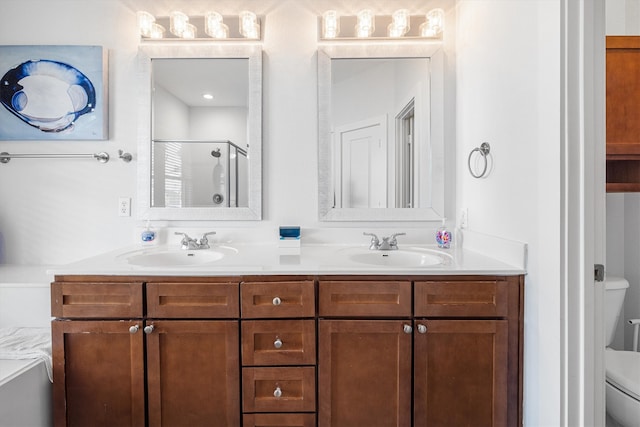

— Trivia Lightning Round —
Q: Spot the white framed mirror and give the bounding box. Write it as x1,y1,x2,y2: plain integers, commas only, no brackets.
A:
137,44,262,220
318,44,446,221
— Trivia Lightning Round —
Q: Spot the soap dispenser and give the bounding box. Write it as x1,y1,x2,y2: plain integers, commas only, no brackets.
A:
435,218,451,249
141,220,157,244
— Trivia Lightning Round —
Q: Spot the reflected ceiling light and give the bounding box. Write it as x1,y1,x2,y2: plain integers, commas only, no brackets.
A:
169,11,189,37
322,10,340,38
239,11,260,39
205,11,229,38
202,93,214,100
355,9,374,38
420,8,444,38
137,11,155,37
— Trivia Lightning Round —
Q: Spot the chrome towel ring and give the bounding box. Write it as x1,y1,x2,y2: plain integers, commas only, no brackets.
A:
468,142,491,178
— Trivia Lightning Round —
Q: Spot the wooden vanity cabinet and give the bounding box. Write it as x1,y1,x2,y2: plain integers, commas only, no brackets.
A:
317,276,523,427
240,278,317,426
51,276,241,427
52,274,523,427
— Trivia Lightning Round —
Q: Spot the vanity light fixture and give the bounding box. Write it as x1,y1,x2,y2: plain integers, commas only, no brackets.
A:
319,8,445,40
138,10,261,41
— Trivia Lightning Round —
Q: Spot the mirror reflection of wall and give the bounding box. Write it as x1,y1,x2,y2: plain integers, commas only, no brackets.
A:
151,58,249,208
330,57,431,209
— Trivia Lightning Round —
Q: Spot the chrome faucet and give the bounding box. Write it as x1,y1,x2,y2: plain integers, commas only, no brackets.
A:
363,232,406,250
175,231,216,250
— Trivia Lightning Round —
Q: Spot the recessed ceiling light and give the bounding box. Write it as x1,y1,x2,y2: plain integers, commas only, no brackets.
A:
202,93,214,100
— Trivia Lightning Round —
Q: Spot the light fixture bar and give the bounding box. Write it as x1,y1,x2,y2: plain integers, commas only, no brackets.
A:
138,12,262,41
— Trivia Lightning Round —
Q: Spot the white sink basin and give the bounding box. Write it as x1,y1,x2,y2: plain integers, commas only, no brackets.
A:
344,247,451,267
121,246,237,267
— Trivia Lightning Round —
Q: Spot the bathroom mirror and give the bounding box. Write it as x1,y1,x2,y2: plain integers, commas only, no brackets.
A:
137,44,262,220
318,44,446,221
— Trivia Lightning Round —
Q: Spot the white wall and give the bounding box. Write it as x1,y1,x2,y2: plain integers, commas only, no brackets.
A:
0,0,567,425
455,1,560,425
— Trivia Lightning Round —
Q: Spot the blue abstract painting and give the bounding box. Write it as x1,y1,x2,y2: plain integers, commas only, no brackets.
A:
0,45,107,140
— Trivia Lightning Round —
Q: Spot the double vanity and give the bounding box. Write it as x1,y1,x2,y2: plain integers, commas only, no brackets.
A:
50,240,524,427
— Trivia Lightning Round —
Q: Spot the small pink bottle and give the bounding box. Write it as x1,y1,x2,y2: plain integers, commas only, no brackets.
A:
435,218,452,249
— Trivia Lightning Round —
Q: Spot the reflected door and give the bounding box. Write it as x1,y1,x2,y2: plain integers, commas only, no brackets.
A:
336,117,387,208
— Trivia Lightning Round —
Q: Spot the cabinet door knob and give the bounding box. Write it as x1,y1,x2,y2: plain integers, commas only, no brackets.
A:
417,324,427,334
129,325,140,334
273,386,282,398
403,324,413,334
273,338,283,349
272,296,282,306
144,325,155,334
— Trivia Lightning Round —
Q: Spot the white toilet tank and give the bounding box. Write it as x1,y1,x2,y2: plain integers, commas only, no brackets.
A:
605,276,629,347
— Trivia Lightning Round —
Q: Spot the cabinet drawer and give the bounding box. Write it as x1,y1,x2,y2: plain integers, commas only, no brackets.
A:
242,320,316,366
319,280,412,317
414,280,508,317
243,413,316,427
51,282,143,318
146,282,239,318
243,367,316,413
241,281,315,318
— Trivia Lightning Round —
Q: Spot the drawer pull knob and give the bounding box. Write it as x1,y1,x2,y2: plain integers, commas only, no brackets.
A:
417,324,427,334
403,324,412,334
129,325,139,334
273,386,282,398
144,325,155,334
274,338,283,349
272,296,282,306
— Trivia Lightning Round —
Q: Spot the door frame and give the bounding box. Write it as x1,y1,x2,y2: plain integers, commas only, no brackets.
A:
561,0,606,425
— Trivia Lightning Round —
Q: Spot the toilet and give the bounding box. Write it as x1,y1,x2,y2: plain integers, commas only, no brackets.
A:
604,276,640,427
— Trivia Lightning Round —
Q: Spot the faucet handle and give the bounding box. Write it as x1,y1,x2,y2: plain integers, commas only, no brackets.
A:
389,232,406,243
174,232,194,249
199,231,216,247
363,232,380,250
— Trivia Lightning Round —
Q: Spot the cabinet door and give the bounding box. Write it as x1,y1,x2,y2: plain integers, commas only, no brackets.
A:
414,320,508,427
318,320,412,427
145,320,240,427
51,320,145,427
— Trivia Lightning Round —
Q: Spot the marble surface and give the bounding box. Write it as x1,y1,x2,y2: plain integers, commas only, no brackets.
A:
44,242,526,277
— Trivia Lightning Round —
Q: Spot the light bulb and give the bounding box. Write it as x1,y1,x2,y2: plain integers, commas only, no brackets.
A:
169,11,189,37
356,9,375,38
150,23,165,39
239,11,259,39
391,9,410,36
205,12,228,38
323,10,340,38
137,11,155,37
182,23,197,39
421,8,444,38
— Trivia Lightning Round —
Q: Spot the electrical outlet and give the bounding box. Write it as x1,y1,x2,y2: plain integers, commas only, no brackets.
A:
118,197,131,217
459,208,468,229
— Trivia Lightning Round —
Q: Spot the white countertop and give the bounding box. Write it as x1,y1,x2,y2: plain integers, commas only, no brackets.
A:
45,242,526,277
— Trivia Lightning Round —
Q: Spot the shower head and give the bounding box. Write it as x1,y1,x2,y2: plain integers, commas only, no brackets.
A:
211,149,221,158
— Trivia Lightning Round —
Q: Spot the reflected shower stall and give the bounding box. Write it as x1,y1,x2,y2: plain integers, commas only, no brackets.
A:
151,140,248,208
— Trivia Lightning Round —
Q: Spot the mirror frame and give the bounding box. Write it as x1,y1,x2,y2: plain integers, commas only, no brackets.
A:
318,44,446,221
137,44,262,220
